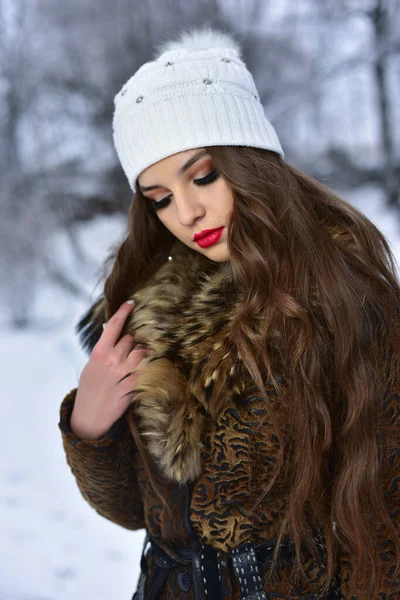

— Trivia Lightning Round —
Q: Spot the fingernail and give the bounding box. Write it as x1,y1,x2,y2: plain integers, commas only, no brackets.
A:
126,299,135,305
102,323,106,329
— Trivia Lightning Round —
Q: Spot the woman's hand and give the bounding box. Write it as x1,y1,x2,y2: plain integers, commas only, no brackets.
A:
70,301,147,440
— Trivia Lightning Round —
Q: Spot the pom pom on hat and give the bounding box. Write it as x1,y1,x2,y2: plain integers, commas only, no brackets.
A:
153,24,242,59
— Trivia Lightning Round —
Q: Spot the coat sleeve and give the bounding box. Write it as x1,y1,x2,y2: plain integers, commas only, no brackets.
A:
338,342,400,597
58,387,146,530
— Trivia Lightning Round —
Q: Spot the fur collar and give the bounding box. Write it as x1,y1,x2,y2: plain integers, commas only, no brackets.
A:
76,224,355,485
123,239,257,484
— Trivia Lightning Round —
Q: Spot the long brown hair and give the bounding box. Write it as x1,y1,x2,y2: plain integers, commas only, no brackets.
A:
104,146,400,597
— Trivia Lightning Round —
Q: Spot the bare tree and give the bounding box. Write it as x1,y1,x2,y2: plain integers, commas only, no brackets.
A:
282,0,400,209
2,0,399,326
369,0,399,208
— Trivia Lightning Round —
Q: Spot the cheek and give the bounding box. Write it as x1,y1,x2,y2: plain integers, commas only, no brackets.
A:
225,192,234,211
218,185,234,216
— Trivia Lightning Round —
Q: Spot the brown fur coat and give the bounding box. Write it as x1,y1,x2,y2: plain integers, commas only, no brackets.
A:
59,238,400,599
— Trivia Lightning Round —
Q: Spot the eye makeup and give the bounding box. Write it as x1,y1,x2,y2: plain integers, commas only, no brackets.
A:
149,168,220,211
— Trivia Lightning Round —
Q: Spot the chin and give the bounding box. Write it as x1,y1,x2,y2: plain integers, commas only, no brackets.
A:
198,244,229,263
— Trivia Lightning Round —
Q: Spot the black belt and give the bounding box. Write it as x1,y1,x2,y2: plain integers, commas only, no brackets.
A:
132,533,341,600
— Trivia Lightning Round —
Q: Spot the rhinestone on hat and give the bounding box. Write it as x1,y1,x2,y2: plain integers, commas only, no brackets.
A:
136,95,144,103
203,78,213,84
165,61,174,66
221,57,230,62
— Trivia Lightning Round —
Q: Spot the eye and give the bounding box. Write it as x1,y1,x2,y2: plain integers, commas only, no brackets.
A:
151,168,220,212
193,168,219,186
152,195,172,211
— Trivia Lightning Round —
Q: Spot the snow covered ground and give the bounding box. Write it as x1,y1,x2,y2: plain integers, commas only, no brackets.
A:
1,186,399,600
0,215,145,600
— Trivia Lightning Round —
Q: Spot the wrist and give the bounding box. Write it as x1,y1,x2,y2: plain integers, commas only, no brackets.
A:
70,410,104,441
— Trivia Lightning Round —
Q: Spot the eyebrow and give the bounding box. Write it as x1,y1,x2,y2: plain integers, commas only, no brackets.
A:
138,149,209,193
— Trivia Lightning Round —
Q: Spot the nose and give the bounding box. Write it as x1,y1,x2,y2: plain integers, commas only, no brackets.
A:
174,191,205,226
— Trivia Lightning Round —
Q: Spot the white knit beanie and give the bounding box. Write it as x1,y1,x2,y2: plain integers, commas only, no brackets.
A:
112,26,284,192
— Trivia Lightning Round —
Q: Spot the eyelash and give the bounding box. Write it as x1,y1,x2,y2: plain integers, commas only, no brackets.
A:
151,168,220,211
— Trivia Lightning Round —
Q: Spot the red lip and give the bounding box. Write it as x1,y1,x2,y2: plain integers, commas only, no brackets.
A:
193,227,224,241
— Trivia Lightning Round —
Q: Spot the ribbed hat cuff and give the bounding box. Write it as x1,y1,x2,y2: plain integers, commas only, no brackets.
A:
113,92,284,191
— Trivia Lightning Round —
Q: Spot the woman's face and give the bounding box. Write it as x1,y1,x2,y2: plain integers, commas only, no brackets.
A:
137,148,233,262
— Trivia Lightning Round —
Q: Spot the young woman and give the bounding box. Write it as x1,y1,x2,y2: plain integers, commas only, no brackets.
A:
58,27,400,599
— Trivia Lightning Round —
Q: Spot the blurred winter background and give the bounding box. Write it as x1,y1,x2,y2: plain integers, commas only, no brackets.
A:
0,0,399,598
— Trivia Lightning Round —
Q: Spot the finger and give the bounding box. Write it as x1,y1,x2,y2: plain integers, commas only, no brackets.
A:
100,301,135,348
120,394,134,410
119,387,137,407
116,370,137,385
114,333,136,359
126,346,148,361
